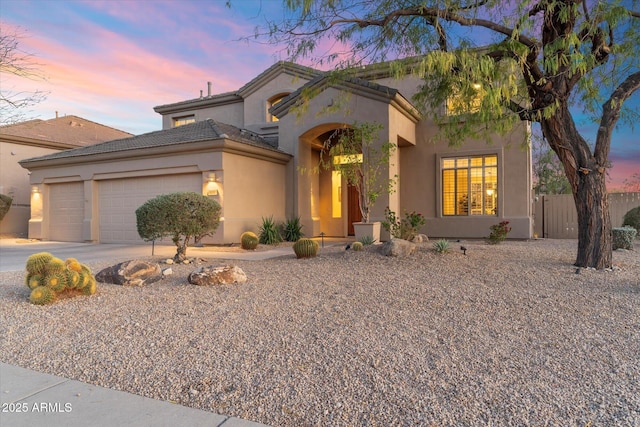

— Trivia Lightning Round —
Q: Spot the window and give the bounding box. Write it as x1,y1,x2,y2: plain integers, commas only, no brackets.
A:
267,94,288,122
173,115,195,127
442,154,497,216
446,83,483,115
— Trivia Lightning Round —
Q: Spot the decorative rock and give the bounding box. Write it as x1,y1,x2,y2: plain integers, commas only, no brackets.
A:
188,265,247,286
165,259,174,265
162,267,173,277
412,234,429,243
381,238,416,257
95,260,162,286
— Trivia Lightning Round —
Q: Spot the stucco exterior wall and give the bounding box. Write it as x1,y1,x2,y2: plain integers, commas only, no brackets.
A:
0,142,62,236
217,151,288,242
161,102,245,130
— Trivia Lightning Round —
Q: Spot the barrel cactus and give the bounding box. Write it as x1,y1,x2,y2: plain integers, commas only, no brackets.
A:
26,252,54,275
67,270,81,289
26,274,43,290
82,278,97,295
30,286,56,305
24,252,98,304
240,231,259,250
44,272,67,292
352,241,364,251
46,257,66,273
293,238,319,259
65,258,83,272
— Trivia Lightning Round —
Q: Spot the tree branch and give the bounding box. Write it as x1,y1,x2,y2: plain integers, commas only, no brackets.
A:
594,71,640,163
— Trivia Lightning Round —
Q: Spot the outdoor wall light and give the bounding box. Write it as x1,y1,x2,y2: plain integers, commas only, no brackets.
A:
206,172,216,183
32,185,40,194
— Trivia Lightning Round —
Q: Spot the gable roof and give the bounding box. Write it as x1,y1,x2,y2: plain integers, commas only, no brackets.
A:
19,119,285,165
0,115,132,149
153,62,320,115
271,73,421,123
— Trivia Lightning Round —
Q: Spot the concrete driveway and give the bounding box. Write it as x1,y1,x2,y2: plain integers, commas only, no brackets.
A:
0,239,177,272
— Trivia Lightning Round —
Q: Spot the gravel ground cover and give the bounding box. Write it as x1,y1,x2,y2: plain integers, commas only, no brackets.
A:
1,239,639,426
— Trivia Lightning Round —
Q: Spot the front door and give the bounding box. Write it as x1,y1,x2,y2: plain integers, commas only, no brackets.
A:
347,184,361,235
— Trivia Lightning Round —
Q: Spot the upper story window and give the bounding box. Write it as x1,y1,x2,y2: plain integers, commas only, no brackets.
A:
173,115,195,127
267,93,289,122
446,84,483,116
442,154,498,216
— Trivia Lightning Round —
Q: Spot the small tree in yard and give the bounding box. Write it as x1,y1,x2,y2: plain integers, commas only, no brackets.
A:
136,192,221,262
319,122,396,223
262,0,640,269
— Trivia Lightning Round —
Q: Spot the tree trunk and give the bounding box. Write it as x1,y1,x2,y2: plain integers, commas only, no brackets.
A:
541,107,612,269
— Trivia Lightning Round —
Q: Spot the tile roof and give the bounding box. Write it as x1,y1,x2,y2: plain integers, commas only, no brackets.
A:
0,115,132,147
20,119,283,164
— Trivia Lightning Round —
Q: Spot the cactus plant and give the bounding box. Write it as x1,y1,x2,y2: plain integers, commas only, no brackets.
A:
293,238,319,259
25,252,54,275
26,274,43,290
65,258,83,272
82,278,97,295
24,252,97,304
352,241,364,251
43,272,67,292
46,257,66,273
30,286,56,305
240,231,259,250
67,269,81,289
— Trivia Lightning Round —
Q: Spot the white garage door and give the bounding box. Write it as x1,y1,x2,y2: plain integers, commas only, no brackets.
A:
49,182,84,242
98,174,201,243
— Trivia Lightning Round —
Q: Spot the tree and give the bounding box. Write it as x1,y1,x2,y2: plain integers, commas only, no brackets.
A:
135,192,221,262
623,172,640,192
319,122,396,223
0,23,48,125
263,0,640,269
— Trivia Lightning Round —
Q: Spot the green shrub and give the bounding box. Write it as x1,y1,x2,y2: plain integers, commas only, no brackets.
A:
136,192,221,262
359,235,376,245
293,238,319,259
0,194,12,222
488,221,511,244
240,231,259,250
433,239,451,254
622,206,640,235
258,216,283,245
382,207,425,241
612,226,637,250
282,216,304,242
352,241,364,251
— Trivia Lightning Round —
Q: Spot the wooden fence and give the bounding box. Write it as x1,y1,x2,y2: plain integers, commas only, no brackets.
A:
533,192,640,239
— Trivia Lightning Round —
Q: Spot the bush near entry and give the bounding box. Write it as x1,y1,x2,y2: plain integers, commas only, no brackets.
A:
136,192,221,262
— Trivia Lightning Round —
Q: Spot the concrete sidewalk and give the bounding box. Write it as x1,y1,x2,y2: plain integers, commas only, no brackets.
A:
0,363,268,427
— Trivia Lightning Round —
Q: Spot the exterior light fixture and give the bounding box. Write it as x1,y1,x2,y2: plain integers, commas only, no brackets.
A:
32,185,40,194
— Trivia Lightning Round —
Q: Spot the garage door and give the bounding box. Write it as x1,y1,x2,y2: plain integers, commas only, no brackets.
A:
99,174,201,243
49,182,84,242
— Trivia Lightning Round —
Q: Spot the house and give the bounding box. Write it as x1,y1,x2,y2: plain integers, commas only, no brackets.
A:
1,115,132,237
19,62,533,244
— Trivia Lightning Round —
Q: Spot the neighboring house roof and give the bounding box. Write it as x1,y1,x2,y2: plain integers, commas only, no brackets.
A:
153,61,321,114
0,115,133,149
19,119,287,166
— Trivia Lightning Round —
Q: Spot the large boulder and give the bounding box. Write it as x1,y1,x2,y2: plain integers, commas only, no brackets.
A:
188,265,247,286
95,260,162,286
381,238,417,257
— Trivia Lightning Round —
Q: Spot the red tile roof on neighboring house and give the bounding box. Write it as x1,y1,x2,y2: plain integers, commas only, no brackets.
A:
0,115,132,149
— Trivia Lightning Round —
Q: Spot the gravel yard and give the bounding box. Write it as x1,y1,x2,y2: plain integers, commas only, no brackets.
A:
1,239,639,426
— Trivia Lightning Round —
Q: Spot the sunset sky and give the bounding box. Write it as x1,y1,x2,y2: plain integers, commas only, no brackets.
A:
2,0,638,190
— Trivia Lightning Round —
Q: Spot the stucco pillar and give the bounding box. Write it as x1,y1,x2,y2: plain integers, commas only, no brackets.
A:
28,184,43,239
82,180,98,242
